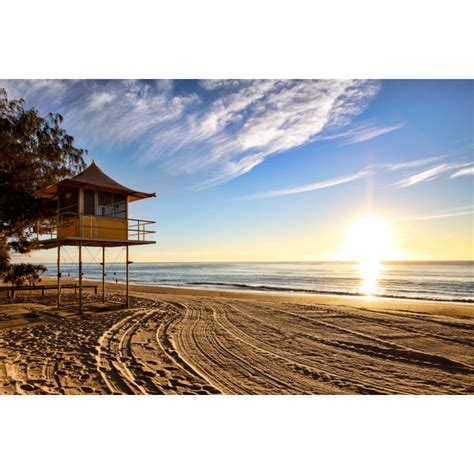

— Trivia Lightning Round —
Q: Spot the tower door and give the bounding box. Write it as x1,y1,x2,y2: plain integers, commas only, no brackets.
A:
82,189,97,238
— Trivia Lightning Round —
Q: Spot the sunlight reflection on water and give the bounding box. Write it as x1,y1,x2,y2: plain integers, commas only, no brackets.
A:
359,259,381,296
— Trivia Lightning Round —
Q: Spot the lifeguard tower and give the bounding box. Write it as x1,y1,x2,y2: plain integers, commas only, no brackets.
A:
34,161,156,312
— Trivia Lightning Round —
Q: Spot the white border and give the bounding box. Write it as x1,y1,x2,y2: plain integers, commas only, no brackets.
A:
1,0,473,78
1,396,473,473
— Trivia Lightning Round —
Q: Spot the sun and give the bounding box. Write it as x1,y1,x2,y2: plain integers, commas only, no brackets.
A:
345,217,396,296
346,217,395,263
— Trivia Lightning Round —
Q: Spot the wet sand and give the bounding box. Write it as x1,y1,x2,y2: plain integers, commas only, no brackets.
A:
0,280,473,394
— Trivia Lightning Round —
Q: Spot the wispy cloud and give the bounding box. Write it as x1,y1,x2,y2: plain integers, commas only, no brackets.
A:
241,154,467,200
395,205,474,222
383,155,445,171
451,166,474,178
147,80,382,188
393,162,470,188
0,79,198,146
326,121,405,146
1,79,381,189
242,168,372,200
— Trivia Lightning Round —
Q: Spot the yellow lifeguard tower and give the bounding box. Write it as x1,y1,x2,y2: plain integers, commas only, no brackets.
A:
35,161,156,312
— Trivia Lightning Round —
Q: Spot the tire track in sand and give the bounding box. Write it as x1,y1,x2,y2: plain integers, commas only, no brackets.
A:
96,309,152,394
213,301,393,394
168,299,352,394
97,303,220,394
221,301,473,393
166,302,254,394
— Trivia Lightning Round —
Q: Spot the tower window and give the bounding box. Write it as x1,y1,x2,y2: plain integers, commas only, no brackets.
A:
84,189,96,215
98,191,126,219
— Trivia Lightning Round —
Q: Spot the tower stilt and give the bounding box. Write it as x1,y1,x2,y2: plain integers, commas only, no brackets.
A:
78,242,83,314
102,246,106,303
126,245,129,308
57,245,61,308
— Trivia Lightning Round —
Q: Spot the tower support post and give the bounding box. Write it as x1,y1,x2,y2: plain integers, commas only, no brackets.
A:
102,246,106,303
57,245,61,308
125,245,129,308
79,242,83,314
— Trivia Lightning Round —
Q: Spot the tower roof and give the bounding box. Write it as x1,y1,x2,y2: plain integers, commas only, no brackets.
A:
36,161,156,202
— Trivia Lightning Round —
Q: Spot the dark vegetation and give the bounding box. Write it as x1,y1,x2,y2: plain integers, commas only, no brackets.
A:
0,87,86,284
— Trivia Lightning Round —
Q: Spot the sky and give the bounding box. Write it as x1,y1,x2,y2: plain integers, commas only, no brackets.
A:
2,79,473,262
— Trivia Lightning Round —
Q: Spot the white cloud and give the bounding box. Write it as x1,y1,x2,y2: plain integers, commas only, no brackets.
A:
155,80,381,187
3,79,470,197
326,121,405,145
195,152,266,190
241,154,470,200
199,79,242,90
451,166,474,178
1,79,381,189
243,168,372,200
393,162,470,188
395,205,474,222
0,79,199,147
383,155,445,170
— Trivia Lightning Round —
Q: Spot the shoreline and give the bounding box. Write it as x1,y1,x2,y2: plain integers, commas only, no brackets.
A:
23,260,474,305
27,260,473,305
40,276,474,316
128,281,474,305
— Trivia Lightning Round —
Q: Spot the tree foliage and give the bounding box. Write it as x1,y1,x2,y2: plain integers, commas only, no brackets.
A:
3,263,47,287
0,87,86,273
0,238,10,275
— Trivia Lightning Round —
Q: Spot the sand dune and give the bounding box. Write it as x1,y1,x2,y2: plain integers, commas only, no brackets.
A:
0,286,473,394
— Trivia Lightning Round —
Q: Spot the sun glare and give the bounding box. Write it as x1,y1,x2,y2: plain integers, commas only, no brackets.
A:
346,217,395,296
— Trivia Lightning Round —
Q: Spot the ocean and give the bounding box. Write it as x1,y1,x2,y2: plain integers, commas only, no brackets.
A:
42,261,474,303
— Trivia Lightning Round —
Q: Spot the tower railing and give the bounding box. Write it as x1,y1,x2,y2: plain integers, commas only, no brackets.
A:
33,212,156,242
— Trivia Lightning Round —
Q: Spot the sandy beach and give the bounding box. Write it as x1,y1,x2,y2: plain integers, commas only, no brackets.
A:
0,280,472,395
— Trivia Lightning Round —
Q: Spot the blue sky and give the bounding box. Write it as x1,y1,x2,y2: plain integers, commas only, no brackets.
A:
2,79,473,261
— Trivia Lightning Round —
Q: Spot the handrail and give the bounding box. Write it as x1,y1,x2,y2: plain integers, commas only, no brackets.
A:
34,212,156,242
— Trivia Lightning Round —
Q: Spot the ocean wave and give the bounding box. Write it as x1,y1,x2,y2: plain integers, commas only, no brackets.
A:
42,262,474,304
179,281,474,303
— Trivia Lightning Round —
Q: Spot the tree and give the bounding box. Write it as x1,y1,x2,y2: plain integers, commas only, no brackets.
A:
3,263,47,287
0,238,9,275
0,87,86,274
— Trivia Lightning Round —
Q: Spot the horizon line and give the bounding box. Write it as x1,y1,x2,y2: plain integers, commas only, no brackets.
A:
19,259,474,265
